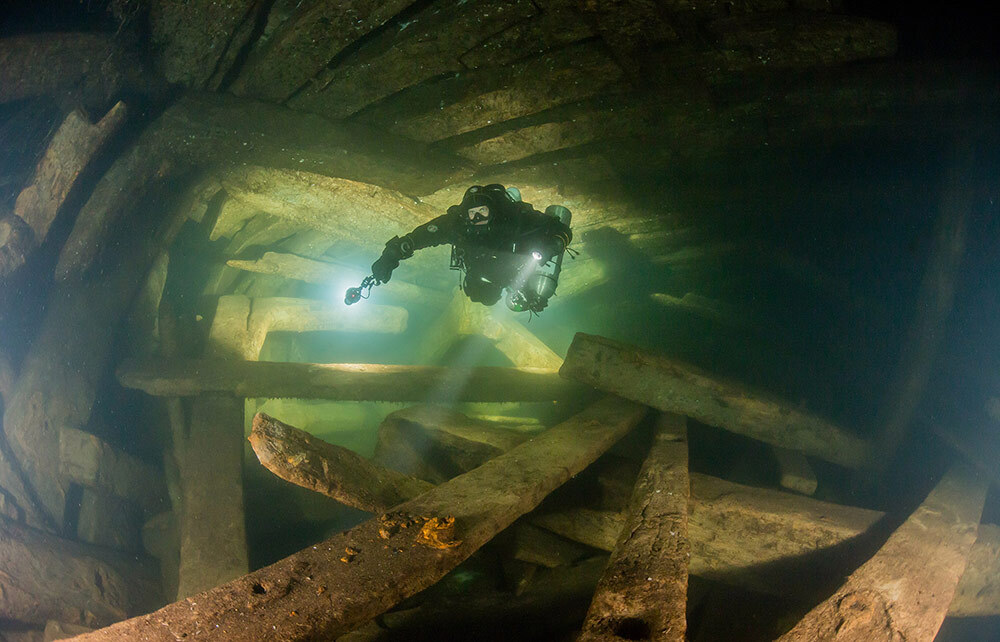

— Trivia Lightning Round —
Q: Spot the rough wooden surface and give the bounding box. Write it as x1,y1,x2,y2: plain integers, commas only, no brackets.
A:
74,397,646,641
559,332,872,468
0,514,160,627
535,472,885,596
250,412,434,513
578,413,690,642
176,394,248,598
14,102,127,242
777,464,988,641
773,446,819,496
117,358,585,402
0,212,35,279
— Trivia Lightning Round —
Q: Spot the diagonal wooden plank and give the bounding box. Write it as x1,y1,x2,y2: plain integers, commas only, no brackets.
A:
559,332,873,468
74,396,646,641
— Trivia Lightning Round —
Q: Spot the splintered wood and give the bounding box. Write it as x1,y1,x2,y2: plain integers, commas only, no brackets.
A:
578,413,690,642
74,397,646,641
559,332,872,468
777,464,988,642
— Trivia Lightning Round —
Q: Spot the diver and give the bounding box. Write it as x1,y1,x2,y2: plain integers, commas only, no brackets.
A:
353,184,573,313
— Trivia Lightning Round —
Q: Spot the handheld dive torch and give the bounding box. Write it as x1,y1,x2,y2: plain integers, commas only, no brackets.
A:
344,275,378,305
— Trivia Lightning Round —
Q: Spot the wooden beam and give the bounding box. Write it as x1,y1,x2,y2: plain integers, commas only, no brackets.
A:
559,332,873,468
249,412,433,513
0,514,160,627
578,413,690,642
73,397,646,641
777,464,988,641
117,358,585,402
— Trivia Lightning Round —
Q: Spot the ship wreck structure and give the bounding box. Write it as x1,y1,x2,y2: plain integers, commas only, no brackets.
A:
0,1,998,640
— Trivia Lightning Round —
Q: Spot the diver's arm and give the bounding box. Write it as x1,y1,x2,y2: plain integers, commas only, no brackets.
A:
371,211,458,283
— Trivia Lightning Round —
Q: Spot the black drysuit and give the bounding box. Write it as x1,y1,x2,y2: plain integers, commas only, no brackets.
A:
372,190,572,307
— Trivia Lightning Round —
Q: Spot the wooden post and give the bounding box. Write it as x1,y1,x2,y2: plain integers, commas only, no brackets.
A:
73,397,646,641
559,332,872,468
578,413,690,641
777,464,988,641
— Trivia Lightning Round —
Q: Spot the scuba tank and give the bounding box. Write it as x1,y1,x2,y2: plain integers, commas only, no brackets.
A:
507,204,571,312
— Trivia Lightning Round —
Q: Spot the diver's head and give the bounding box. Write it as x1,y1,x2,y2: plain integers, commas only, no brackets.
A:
460,185,506,237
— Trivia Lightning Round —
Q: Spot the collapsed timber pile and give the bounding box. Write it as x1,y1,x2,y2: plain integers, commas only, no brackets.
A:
18,332,981,641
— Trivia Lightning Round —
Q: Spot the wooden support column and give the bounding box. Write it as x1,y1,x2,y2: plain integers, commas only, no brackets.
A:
173,295,251,598
74,397,646,641
176,394,248,598
777,464,988,641
560,332,873,468
578,413,690,642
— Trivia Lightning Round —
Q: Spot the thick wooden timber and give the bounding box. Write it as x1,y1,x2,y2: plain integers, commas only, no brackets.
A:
250,412,434,513
74,397,646,641
777,464,988,641
559,333,873,468
0,514,160,627
117,359,584,402
578,413,690,642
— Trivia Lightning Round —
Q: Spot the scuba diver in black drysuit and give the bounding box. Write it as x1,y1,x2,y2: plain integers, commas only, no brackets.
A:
354,184,573,313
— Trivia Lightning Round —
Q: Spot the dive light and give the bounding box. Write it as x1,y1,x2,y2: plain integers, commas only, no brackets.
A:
345,275,377,305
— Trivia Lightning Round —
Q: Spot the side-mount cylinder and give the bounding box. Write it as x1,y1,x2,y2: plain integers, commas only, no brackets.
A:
523,205,571,306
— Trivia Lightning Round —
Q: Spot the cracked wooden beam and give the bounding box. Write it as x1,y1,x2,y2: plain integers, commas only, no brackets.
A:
0,514,160,628
777,464,988,641
74,397,646,641
117,358,584,402
559,332,873,468
578,413,690,642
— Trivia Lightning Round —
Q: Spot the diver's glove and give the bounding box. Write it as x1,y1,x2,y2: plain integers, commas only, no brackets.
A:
372,235,415,284
371,255,398,284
